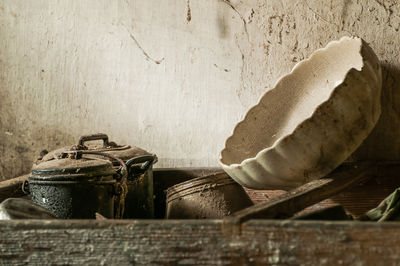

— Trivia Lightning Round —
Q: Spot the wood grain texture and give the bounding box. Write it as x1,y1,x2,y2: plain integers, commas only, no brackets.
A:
246,162,400,218
0,166,399,264
0,219,400,265
229,162,375,222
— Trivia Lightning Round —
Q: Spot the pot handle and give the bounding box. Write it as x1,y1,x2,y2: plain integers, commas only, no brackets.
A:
78,133,109,148
123,155,157,177
22,180,30,195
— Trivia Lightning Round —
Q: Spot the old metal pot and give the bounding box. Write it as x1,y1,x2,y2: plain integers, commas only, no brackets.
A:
122,155,156,218
38,133,157,218
166,173,253,219
26,150,127,219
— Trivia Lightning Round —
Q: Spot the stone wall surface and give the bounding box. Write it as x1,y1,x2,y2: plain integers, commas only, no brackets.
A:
0,0,399,180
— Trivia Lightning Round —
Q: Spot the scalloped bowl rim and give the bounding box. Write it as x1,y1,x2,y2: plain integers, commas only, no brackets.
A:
219,36,365,170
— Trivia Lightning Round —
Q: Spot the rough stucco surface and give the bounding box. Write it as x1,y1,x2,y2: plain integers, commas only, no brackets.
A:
0,0,399,180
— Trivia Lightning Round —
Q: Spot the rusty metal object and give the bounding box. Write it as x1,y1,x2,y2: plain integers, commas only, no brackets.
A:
37,133,157,219
123,155,156,218
166,173,253,219
62,150,129,219
40,133,154,164
27,150,127,219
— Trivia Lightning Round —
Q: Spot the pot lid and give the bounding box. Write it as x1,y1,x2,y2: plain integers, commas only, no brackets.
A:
31,153,115,178
39,133,156,164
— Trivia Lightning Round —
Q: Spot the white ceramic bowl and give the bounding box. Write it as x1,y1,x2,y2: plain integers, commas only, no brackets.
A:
219,36,382,190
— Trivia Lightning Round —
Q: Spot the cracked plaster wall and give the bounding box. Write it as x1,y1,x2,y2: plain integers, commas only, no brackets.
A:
0,0,399,180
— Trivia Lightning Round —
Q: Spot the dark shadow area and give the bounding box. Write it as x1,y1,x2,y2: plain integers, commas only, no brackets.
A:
350,63,400,161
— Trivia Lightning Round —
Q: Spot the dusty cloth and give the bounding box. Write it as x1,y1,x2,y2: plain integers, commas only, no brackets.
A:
360,188,400,222
0,198,57,220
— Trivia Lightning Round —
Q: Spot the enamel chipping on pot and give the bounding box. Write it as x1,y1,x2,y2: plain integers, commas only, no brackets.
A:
34,133,158,219
28,153,119,219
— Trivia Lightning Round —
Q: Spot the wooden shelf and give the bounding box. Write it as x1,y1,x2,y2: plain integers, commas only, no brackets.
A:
0,219,399,264
1,164,400,264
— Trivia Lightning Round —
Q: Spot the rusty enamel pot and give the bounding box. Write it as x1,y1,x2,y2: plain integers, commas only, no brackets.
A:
37,133,157,219
27,151,127,219
166,173,253,219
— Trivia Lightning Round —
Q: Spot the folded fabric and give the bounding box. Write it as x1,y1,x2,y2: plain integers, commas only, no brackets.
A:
0,198,57,220
361,188,400,222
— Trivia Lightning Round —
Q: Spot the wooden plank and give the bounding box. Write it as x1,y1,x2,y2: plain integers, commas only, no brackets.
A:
246,161,400,217
0,174,29,203
228,162,376,223
0,219,399,265
0,164,399,265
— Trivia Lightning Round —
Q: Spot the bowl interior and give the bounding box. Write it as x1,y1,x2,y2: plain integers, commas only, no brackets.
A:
221,37,363,166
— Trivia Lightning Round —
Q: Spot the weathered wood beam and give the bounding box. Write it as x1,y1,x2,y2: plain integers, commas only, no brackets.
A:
228,162,377,223
0,219,399,265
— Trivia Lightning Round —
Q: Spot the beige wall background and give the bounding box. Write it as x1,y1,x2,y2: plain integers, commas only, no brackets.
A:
1,0,399,180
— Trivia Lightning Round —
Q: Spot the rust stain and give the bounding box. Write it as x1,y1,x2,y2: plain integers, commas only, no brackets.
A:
213,63,231,72
186,0,191,23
